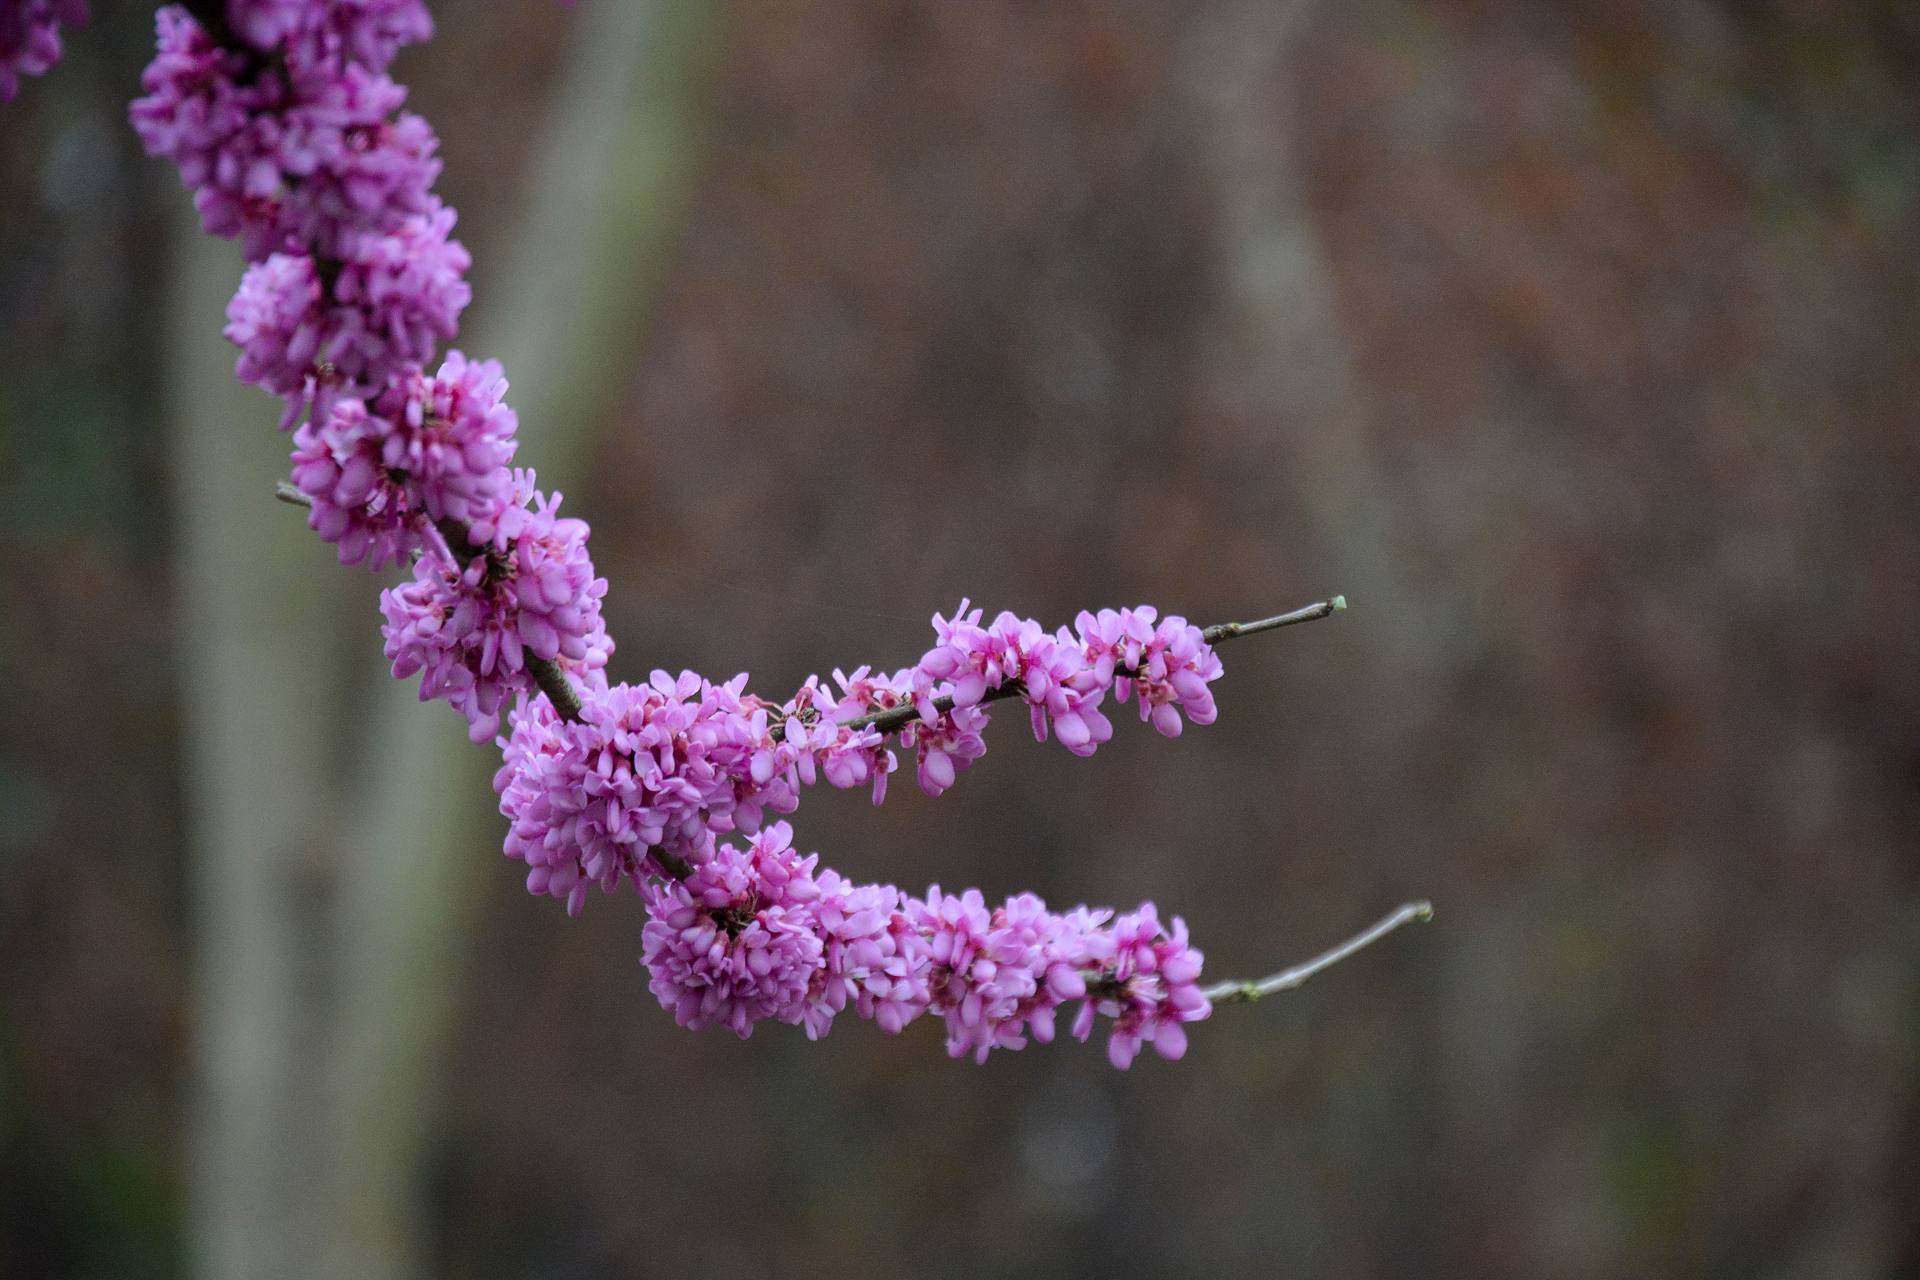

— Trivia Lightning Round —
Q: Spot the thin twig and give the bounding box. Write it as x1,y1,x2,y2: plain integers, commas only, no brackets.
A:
1203,900,1433,1005
833,595,1348,739
1201,595,1346,644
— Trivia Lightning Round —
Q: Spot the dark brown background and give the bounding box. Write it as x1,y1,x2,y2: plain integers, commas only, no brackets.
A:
1,1,1916,1276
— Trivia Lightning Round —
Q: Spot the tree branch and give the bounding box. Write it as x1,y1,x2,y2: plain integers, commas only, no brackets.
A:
1203,899,1432,1004
835,594,1346,738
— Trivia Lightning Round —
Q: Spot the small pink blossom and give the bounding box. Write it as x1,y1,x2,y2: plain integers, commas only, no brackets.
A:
381,473,609,742
288,395,419,569
133,9,439,260
370,350,517,523
229,0,432,73
640,825,826,1037
224,202,470,416
1,0,86,103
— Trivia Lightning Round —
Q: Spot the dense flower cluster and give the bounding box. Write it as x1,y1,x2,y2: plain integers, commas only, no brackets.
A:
229,0,430,73
134,0,1233,1067
131,6,439,260
636,824,1210,1065
490,604,1225,912
224,205,470,416
1,0,85,102
382,472,611,743
289,349,517,567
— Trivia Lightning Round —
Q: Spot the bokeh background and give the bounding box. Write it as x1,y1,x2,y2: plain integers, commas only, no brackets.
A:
3,1,1917,1276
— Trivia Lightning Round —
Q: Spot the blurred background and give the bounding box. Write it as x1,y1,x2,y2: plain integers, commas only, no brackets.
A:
2,0,1917,1276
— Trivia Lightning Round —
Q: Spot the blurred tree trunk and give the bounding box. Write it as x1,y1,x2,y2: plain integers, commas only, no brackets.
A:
167,3,723,1276
1188,0,1412,629
168,222,360,1280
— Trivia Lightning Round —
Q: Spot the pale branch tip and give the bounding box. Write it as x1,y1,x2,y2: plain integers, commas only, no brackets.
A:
1202,900,1433,1005
1199,596,1348,644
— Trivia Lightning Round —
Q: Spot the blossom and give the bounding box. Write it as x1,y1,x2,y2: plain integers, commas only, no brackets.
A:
1069,903,1211,1068
640,825,826,1037
1074,606,1222,738
804,869,929,1038
493,670,806,906
371,351,517,522
911,887,1100,1063
898,701,988,797
824,665,904,802
213,64,438,260
132,9,440,259
634,826,933,1042
915,601,1115,755
381,473,610,742
229,0,432,74
224,202,470,414
288,395,419,568
224,249,325,408
128,8,256,192
0,0,85,103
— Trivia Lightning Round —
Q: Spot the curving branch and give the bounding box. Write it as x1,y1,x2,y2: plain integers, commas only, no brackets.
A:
1202,900,1434,1005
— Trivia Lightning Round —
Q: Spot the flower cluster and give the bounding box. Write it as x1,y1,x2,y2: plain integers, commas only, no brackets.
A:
135,2,568,736
1,0,85,103
131,6,439,260
289,349,517,567
382,472,611,743
489,605,1225,914
638,824,1209,1065
134,0,1232,1068
223,204,470,415
228,0,430,73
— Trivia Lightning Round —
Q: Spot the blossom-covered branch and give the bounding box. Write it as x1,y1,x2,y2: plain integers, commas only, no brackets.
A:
840,596,1347,739
132,0,1423,1068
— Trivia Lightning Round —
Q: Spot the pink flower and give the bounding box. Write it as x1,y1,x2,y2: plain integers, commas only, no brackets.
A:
288,395,420,569
899,701,988,797
804,869,929,1038
224,202,470,416
898,887,1208,1066
640,825,827,1037
911,887,1058,1063
230,0,432,74
287,351,514,567
1,0,86,103
914,601,1115,757
1069,903,1211,1069
370,351,517,523
381,473,610,742
494,672,803,908
1075,606,1222,738
132,9,439,260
